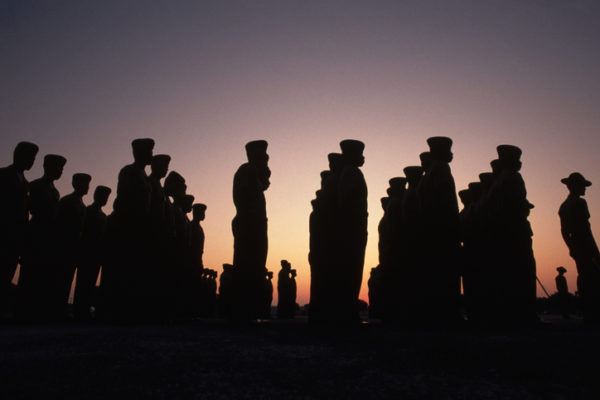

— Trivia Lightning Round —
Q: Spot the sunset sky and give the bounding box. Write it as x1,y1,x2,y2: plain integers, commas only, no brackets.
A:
2,1,599,305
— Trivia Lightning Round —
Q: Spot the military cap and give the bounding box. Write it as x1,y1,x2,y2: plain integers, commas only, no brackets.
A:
152,154,171,167
183,194,195,206
426,136,453,155
388,177,407,192
320,170,330,180
131,138,155,151
327,152,344,164
72,173,92,186
14,141,39,157
380,197,390,210
44,154,67,168
496,145,522,163
490,159,501,174
245,140,268,155
164,171,186,189
193,203,207,212
403,166,423,182
419,152,431,163
94,185,112,197
478,172,494,186
557,266,567,273
267,271,273,278
467,182,483,197
281,259,291,268
223,263,233,272
561,172,591,187
458,189,471,203
340,139,365,155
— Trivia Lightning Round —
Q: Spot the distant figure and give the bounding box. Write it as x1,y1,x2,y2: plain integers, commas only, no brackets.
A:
418,137,461,324
54,173,92,319
0,141,38,316
190,204,207,271
555,266,570,319
336,139,368,323
218,264,234,318
232,140,270,320
261,270,274,319
559,172,600,323
18,154,66,320
277,260,296,319
103,138,154,321
488,145,537,325
74,185,111,320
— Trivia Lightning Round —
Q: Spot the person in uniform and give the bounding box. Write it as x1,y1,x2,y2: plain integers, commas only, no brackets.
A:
0,142,38,317
74,185,111,320
554,266,570,319
232,140,270,320
559,172,600,323
336,139,368,323
54,173,92,319
418,137,461,324
18,154,66,320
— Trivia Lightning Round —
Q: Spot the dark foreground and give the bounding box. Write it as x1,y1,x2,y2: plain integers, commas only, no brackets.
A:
1,315,598,399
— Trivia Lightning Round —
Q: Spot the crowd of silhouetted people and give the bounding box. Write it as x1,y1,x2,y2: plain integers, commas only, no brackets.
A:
1,137,599,326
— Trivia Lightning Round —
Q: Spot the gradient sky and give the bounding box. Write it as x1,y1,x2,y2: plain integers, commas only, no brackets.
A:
2,0,599,305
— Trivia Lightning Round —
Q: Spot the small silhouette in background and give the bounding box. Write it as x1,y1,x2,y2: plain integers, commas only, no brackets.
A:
277,260,297,319
555,266,570,319
218,263,234,318
261,270,274,319
74,185,111,321
0,141,38,318
559,172,600,323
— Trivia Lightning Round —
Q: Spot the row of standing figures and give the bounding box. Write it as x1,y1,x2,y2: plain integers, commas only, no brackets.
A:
0,140,297,322
1,137,599,325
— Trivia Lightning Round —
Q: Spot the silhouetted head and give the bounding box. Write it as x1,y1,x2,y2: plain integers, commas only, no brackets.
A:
419,152,432,171
164,171,186,198
327,153,344,173
182,194,195,213
427,136,453,163
13,141,39,171
561,172,591,196
151,154,171,178
223,263,233,273
478,172,494,192
131,138,155,166
320,170,330,188
72,173,92,196
193,203,207,221
496,144,522,171
93,185,112,207
490,159,502,175
557,266,567,275
340,140,365,167
291,269,297,278
467,182,483,202
403,166,423,187
267,271,273,279
380,196,389,211
43,154,67,181
245,140,269,165
388,177,406,197
281,259,291,270
458,189,472,207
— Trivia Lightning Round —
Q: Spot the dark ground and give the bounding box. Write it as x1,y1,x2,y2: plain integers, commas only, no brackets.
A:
1,315,598,399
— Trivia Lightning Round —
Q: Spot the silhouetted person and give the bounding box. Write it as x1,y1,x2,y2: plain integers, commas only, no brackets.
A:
74,185,111,320
261,270,274,319
336,139,368,323
555,266,570,319
232,140,270,320
277,260,296,319
488,145,537,325
218,264,234,318
190,204,207,271
0,141,38,317
18,154,66,320
54,173,91,319
418,137,461,324
559,172,600,323
149,154,171,231
104,138,154,321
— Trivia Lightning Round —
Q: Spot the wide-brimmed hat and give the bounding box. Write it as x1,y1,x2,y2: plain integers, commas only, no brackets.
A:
426,136,453,156
193,203,207,212
557,266,567,273
561,172,591,187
